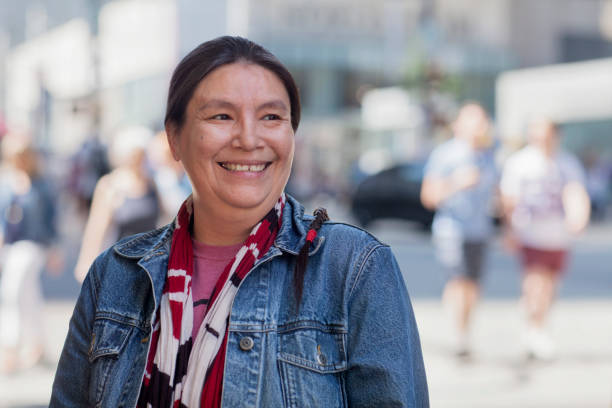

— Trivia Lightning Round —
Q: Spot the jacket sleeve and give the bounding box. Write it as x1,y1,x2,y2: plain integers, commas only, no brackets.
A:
345,245,429,407
49,265,98,407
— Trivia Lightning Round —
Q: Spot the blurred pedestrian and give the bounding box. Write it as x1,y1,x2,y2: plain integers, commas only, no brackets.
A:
73,125,160,282
66,134,111,215
500,118,590,360
0,133,58,373
51,36,428,407
421,102,498,358
147,129,191,224
582,149,611,221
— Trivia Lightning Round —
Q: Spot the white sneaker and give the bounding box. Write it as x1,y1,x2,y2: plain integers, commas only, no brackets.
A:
453,332,472,359
523,327,556,361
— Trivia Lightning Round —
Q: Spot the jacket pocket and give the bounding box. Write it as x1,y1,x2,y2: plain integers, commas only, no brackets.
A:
88,318,132,407
278,327,347,408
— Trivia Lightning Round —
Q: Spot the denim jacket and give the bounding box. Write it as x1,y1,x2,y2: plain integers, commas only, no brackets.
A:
50,195,429,407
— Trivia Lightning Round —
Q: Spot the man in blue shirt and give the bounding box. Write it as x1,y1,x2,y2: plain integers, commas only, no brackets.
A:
421,103,498,358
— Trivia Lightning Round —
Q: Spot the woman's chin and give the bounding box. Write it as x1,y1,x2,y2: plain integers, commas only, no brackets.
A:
217,190,280,213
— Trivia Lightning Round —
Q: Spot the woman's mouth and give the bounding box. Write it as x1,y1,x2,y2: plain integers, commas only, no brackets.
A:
218,162,271,172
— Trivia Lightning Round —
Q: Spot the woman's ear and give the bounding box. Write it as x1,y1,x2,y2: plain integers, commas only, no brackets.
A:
165,123,181,162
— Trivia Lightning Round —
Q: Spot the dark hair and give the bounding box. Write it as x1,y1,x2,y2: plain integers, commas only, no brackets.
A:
294,208,329,305
165,36,301,132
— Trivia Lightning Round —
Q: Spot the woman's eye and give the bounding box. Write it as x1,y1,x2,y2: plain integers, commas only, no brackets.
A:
263,114,281,121
211,113,231,120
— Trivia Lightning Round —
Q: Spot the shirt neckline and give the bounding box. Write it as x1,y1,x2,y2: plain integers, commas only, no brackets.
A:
191,239,243,261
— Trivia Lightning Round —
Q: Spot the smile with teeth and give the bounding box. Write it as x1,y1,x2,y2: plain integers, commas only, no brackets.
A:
219,162,270,172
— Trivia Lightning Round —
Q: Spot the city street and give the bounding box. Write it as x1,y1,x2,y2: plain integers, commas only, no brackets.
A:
1,210,611,407
2,1,612,407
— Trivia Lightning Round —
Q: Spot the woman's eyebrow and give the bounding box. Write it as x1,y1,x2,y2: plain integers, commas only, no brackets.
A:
197,99,236,112
257,100,289,112
196,99,288,113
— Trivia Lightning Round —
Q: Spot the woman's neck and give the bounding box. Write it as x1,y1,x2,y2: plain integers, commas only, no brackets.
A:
190,200,271,246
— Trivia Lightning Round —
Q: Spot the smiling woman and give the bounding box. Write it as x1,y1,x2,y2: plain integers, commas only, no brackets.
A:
50,36,429,408
168,62,295,245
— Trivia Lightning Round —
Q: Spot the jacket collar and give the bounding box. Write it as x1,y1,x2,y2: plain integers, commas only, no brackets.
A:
114,194,320,258
113,225,174,309
114,224,174,259
274,194,321,255
112,194,322,301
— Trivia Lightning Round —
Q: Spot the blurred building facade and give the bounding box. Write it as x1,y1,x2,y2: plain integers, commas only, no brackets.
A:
1,0,611,196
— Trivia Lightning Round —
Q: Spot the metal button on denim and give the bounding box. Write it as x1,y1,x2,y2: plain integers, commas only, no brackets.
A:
316,345,327,365
239,336,254,351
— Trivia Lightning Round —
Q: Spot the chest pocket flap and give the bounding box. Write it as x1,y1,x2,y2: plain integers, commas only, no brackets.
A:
278,327,348,408
279,327,347,373
88,318,132,362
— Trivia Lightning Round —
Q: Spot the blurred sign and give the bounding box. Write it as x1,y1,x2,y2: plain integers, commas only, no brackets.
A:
496,58,612,140
99,0,177,87
361,87,424,131
5,19,93,128
250,0,420,41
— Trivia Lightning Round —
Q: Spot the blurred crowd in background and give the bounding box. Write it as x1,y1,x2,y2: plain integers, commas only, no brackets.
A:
0,0,611,397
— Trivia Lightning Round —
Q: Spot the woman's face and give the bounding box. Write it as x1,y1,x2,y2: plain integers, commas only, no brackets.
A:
168,62,294,215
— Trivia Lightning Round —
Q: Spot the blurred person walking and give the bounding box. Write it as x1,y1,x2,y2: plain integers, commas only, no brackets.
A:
0,134,58,373
148,129,192,224
500,118,590,360
582,150,611,221
73,126,160,282
66,134,111,215
421,103,498,358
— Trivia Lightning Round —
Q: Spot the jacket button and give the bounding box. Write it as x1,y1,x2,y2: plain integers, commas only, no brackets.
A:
317,351,327,365
316,344,327,365
239,336,254,351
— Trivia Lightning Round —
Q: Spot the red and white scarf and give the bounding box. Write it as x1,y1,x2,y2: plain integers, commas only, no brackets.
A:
138,194,285,408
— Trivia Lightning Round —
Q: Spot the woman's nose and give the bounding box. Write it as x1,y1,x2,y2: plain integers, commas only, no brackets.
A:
232,118,261,151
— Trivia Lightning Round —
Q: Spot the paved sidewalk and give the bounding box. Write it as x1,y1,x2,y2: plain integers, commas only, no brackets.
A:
416,300,612,408
0,301,73,408
0,299,610,407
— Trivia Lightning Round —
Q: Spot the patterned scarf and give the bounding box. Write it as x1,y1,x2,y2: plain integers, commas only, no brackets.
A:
138,194,285,407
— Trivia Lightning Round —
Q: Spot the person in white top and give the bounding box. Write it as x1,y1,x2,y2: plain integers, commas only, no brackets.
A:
500,118,590,360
